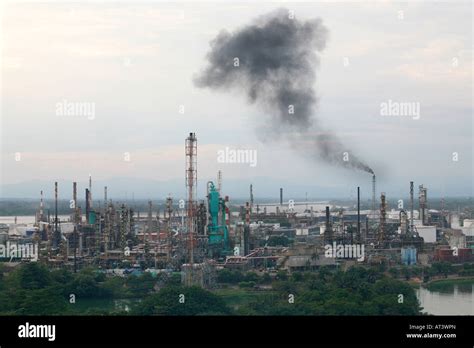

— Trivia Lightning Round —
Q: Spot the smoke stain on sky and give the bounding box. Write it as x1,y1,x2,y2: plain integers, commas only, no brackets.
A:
194,8,374,175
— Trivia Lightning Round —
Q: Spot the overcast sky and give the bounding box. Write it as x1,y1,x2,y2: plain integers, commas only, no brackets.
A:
1,1,472,199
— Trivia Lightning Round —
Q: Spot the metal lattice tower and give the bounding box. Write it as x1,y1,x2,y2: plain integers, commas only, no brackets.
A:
217,170,222,194
185,133,197,284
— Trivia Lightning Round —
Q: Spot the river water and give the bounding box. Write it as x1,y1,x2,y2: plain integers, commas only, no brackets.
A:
416,284,473,315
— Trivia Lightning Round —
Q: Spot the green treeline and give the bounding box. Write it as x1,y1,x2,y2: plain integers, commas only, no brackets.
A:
0,263,422,316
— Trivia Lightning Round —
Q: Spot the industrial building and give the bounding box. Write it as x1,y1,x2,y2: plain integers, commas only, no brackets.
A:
0,132,472,288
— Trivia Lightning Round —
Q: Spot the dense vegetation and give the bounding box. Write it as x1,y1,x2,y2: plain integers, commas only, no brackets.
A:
0,262,426,316
388,262,474,282
134,286,231,315
217,267,421,315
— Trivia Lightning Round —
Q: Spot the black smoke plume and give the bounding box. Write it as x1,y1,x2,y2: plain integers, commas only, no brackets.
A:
194,8,373,174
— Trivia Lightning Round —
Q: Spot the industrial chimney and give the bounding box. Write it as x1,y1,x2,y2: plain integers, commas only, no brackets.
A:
357,187,360,242
85,188,90,224
54,181,59,249
410,181,414,236
325,206,332,243
371,175,376,219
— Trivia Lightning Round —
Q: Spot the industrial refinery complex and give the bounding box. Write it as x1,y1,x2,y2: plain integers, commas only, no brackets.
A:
1,2,472,346
1,132,472,289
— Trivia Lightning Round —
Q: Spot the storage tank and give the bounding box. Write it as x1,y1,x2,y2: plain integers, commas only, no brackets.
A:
401,247,417,265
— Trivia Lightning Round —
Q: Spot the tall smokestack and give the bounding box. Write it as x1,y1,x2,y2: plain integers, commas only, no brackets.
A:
73,182,77,225
85,188,90,224
185,132,197,284
73,182,77,207
250,184,254,213
245,202,250,225
372,175,376,219
54,181,58,248
410,181,414,236
104,186,107,205
280,188,283,206
39,190,44,223
325,206,332,243
357,186,360,242
89,174,92,208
